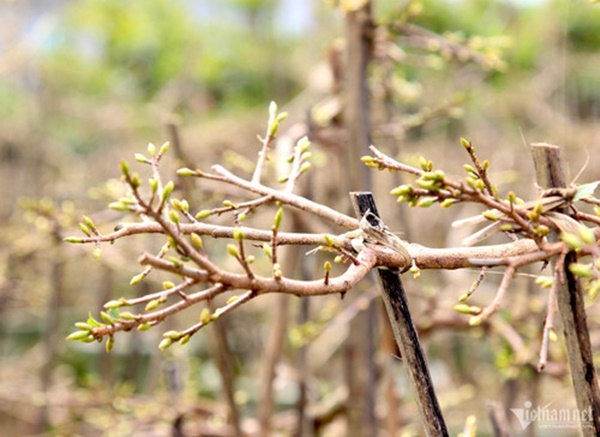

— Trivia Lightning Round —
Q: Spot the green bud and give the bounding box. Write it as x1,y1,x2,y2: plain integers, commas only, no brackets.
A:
145,299,160,311
196,209,211,219
200,308,211,324
67,330,93,341
130,173,141,188
390,185,412,196
100,311,115,324
440,198,458,208
482,160,490,170
410,264,421,279
587,279,600,301
177,167,195,177
158,141,170,156
179,335,191,345
130,273,145,286
463,164,477,175
300,162,311,173
418,156,428,171
323,234,336,246
334,255,343,263
163,330,181,340
163,281,175,290
169,210,180,224
82,215,95,230
469,315,482,326
579,227,596,245
416,197,436,208
190,233,203,249
92,247,101,260
415,179,439,190
269,101,278,119
273,263,282,279
247,255,255,263
560,232,584,250
147,143,156,156
120,161,130,176
226,295,239,305
108,202,130,212
135,153,147,163
158,338,173,351
233,227,245,242
227,244,239,257
568,262,593,278
138,322,152,331
324,261,332,272
453,304,480,314
75,322,93,331
482,210,499,221
262,243,272,258
104,300,123,310
277,112,288,122
238,211,247,222
119,312,136,321
535,276,554,288
273,208,284,229
64,236,84,243
461,137,472,151
105,337,114,352
162,181,175,202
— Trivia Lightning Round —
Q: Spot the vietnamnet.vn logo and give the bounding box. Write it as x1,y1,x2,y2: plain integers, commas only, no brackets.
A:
510,400,593,430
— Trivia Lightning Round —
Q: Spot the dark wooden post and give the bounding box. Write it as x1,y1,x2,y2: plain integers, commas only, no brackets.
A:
531,143,600,435
350,192,449,436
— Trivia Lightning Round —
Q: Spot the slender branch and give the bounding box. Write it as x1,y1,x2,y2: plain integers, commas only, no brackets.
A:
538,270,559,371
205,165,359,229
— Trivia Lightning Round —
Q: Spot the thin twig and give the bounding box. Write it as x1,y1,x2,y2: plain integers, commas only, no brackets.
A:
538,270,559,371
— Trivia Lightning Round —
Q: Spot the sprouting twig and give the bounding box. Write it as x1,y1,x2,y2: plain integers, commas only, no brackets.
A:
470,265,516,325
459,266,487,302
538,271,559,371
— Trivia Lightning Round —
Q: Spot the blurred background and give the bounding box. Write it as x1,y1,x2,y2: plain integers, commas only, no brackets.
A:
1,0,600,435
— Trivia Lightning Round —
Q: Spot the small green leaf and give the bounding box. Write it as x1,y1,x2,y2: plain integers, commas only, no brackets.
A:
100,311,115,324
574,181,600,202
